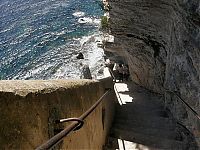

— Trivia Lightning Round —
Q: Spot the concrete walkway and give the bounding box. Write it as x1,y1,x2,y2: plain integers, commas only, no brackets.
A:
105,82,197,150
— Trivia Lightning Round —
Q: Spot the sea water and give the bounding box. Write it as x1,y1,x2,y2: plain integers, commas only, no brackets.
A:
0,0,104,79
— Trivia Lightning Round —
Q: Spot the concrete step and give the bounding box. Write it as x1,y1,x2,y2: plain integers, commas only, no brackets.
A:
117,99,163,104
116,109,170,118
116,116,170,124
116,106,165,114
114,118,176,130
104,137,167,150
116,108,167,116
112,124,182,141
115,114,172,124
116,104,164,110
125,100,164,107
110,128,186,150
116,103,164,110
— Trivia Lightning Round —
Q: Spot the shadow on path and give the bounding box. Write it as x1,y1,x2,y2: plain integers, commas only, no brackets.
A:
105,82,198,150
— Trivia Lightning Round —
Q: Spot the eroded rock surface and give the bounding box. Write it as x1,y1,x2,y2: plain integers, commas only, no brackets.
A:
105,0,200,146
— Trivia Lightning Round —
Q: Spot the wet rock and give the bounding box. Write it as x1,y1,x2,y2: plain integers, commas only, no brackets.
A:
80,64,92,79
76,53,84,59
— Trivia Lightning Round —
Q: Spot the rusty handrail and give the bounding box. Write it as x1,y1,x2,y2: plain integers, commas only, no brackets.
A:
165,89,200,120
36,88,111,150
108,68,116,82
107,68,123,104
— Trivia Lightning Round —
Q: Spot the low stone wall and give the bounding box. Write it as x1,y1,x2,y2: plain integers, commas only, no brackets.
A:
0,78,116,149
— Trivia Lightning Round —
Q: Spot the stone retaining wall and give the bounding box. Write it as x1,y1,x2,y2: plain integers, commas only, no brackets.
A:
0,78,116,149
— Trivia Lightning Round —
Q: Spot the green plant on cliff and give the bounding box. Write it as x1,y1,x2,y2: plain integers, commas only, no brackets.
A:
101,16,109,29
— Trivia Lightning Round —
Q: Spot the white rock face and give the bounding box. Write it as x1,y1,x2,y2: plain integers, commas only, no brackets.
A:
105,0,200,146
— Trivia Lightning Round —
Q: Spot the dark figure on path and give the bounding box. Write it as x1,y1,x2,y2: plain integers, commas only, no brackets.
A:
123,64,130,81
117,64,123,82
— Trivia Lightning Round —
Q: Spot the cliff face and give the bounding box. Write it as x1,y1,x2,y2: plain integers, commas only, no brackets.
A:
106,0,200,145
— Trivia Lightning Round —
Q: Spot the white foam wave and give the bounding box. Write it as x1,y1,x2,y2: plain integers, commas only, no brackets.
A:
55,30,66,36
78,17,101,25
78,17,93,24
93,19,101,24
73,11,85,17
74,32,105,78
80,34,96,49
0,27,12,34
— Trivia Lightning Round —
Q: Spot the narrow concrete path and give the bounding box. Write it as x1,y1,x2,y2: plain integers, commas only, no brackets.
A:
105,82,196,150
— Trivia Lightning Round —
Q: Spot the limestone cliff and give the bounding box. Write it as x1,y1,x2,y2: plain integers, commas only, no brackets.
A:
105,0,200,146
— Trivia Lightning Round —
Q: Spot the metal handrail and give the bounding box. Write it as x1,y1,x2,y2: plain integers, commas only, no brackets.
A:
107,68,123,104
107,67,116,82
36,88,111,150
165,89,200,120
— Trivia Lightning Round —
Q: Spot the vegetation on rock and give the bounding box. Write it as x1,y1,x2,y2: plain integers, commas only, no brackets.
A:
101,16,109,29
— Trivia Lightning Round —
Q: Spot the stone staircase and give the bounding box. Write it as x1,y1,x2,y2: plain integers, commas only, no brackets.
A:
104,82,198,150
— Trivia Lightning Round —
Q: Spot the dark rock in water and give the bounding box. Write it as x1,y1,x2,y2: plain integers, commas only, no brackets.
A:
80,65,92,79
76,53,84,59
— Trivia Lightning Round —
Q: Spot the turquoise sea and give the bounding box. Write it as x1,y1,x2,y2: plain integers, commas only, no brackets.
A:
0,0,104,79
